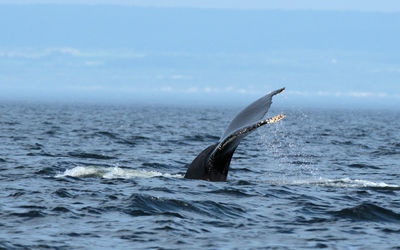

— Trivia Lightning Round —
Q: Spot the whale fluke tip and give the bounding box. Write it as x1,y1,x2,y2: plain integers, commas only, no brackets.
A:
267,114,286,124
271,87,285,96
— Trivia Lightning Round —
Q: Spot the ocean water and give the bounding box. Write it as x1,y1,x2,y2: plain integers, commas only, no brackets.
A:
1,103,400,249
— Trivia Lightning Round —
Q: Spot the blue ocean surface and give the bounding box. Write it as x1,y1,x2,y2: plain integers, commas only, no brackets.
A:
1,103,399,249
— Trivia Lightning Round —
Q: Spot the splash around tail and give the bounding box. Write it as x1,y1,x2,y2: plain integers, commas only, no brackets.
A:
56,166,183,179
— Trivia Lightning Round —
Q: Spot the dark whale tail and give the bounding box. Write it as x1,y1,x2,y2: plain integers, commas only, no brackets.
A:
184,88,285,181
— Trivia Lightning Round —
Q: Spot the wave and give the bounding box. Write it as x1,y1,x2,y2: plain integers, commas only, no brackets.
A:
10,210,46,218
290,177,399,189
55,166,183,179
347,163,380,169
67,152,116,160
332,203,400,223
94,131,149,146
123,193,245,219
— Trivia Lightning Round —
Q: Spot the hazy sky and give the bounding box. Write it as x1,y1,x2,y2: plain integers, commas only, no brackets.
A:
1,1,399,108
2,0,400,12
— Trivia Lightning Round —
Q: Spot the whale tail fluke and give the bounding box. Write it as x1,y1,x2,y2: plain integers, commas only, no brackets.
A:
185,88,286,181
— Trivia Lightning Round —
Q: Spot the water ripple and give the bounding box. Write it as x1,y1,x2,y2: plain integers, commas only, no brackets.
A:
67,151,116,160
332,203,400,223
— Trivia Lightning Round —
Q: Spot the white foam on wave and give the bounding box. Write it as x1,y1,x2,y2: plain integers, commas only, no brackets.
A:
55,166,183,179
290,177,399,189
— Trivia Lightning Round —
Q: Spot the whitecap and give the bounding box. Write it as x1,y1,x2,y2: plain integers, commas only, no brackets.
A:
55,166,183,179
290,177,399,189
55,166,102,178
